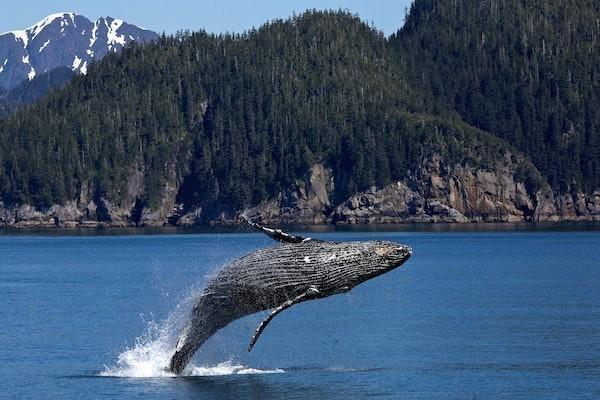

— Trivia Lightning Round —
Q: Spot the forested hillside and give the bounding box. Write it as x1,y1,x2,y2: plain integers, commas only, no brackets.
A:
0,67,74,117
393,0,600,192
0,5,598,227
0,12,524,216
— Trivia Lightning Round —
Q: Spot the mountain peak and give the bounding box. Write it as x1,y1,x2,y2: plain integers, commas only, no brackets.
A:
0,13,158,89
2,12,76,44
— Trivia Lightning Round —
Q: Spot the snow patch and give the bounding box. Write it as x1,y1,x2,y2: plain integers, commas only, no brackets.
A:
39,39,50,53
30,12,74,40
22,55,29,64
10,30,29,47
86,49,94,57
1,12,76,47
89,20,99,48
28,66,36,80
80,61,88,75
106,18,126,48
72,55,82,70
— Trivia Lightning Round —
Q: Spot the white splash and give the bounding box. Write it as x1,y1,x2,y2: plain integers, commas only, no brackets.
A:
188,361,284,377
100,317,181,378
100,287,283,378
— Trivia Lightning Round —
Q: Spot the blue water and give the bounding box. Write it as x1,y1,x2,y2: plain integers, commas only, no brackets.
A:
1,229,600,399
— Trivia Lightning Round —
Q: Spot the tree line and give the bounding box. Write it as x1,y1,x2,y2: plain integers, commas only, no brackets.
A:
0,5,595,219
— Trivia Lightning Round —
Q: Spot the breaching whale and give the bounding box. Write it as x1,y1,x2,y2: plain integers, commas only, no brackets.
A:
168,217,412,374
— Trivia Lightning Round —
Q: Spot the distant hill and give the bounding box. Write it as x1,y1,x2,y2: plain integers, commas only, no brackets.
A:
0,12,158,90
0,7,598,228
392,0,600,193
0,67,73,116
0,12,157,116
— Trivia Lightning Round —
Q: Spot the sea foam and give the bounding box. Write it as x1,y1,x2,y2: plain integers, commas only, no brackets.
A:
100,289,283,378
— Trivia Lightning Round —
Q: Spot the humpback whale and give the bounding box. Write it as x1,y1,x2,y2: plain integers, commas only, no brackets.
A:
168,217,412,374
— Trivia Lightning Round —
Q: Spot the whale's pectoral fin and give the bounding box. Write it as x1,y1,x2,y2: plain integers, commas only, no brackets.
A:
248,287,320,351
242,214,311,244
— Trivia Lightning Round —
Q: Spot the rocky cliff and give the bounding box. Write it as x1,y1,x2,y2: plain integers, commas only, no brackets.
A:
0,165,181,228
245,155,599,225
2,154,597,228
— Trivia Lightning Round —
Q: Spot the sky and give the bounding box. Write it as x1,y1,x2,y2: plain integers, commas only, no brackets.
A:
0,0,412,37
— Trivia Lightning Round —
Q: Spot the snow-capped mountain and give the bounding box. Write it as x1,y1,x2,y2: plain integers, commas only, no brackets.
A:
0,12,158,89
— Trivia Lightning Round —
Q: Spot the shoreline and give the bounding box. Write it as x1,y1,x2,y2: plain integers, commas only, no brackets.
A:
2,221,600,236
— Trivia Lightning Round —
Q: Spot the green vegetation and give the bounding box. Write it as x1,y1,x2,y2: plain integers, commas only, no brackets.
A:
0,4,598,219
0,67,74,117
393,0,600,192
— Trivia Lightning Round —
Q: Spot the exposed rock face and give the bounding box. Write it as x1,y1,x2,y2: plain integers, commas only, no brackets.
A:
0,164,181,228
50,201,82,227
331,182,425,223
139,165,180,227
246,155,600,225
1,155,598,228
177,207,202,226
244,164,334,224
5,205,55,227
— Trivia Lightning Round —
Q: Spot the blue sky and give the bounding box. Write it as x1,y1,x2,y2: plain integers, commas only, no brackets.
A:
0,0,412,37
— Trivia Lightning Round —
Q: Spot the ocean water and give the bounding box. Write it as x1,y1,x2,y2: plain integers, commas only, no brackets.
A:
1,228,599,399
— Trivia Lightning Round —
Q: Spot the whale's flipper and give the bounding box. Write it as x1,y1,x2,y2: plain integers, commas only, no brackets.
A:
242,214,311,244
248,287,321,351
